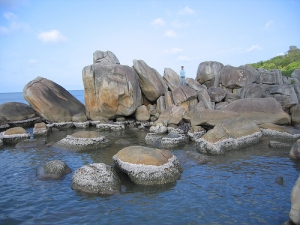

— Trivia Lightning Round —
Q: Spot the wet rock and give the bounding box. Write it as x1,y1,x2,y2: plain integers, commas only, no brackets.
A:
160,133,187,147
150,125,168,134
54,131,109,151
0,102,40,127
33,122,48,136
196,116,262,155
290,176,300,224
72,163,120,194
186,151,208,164
188,126,206,141
115,139,131,145
275,176,284,185
96,123,125,131
113,146,182,185
259,123,300,141
37,160,71,180
47,122,74,130
16,139,46,149
23,77,86,123
269,141,291,148
289,140,300,159
0,115,9,130
0,127,30,144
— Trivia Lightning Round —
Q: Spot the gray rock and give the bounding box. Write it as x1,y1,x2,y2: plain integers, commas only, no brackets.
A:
197,89,212,109
154,105,185,126
23,77,86,123
135,105,150,121
186,78,207,91
240,83,268,99
256,68,283,85
165,91,174,108
33,122,48,136
96,123,125,131
0,127,30,144
0,115,9,130
16,139,46,149
196,61,224,87
133,60,167,101
172,85,198,105
290,176,300,224
72,163,120,194
269,141,291,148
147,104,157,116
292,69,300,83
93,50,120,64
163,68,181,91
291,104,300,125
260,123,300,141
156,96,166,114
37,160,71,180
207,87,227,103
275,176,284,185
83,63,142,120
289,139,300,159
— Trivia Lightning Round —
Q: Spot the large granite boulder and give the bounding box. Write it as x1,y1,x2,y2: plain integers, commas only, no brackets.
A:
172,85,198,106
221,98,291,125
290,176,300,224
72,163,120,194
113,146,182,185
196,61,224,86
240,83,268,99
0,102,40,127
291,104,300,125
93,50,120,64
197,89,212,110
207,87,227,103
133,60,167,101
82,63,142,120
135,105,150,121
23,77,86,123
291,69,300,83
186,78,207,92
220,65,256,89
190,109,239,127
163,68,181,91
239,65,260,82
37,160,71,180
154,105,185,126
196,116,262,154
256,68,283,85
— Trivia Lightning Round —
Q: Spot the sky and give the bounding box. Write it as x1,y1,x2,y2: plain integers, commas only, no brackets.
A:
0,0,299,93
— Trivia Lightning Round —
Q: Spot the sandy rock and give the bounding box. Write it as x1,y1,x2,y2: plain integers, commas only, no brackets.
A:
135,105,150,121
113,146,182,185
72,163,120,194
1,127,30,144
33,122,48,136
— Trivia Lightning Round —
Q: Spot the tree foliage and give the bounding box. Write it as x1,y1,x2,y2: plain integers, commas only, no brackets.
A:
248,46,300,77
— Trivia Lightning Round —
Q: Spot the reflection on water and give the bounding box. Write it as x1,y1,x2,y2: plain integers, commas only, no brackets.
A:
0,126,299,224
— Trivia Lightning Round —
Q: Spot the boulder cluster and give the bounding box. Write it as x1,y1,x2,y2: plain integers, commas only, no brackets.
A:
1,50,300,223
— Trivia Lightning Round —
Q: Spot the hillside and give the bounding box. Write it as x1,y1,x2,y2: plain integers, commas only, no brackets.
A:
248,46,300,77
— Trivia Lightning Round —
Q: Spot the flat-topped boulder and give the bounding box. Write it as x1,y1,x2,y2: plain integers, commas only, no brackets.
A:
23,77,86,123
37,160,71,180
83,63,142,120
196,116,262,155
33,122,48,136
0,102,40,127
259,123,300,140
0,127,30,144
113,146,182,185
72,163,120,195
96,123,125,131
172,85,197,106
221,98,291,125
133,60,167,101
54,131,109,150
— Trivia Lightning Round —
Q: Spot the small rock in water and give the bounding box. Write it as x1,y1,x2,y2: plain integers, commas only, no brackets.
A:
269,141,290,148
275,176,284,185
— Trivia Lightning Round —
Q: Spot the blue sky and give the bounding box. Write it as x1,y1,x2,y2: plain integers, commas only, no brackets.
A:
0,0,299,93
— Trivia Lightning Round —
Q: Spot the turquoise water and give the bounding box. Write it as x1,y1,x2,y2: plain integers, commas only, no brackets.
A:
0,91,299,224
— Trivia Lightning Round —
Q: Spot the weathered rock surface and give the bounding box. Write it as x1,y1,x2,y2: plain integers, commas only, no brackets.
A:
156,96,166,114
23,77,86,123
154,105,185,126
196,116,262,154
93,50,120,64
0,115,9,130
190,109,239,127
289,139,300,159
186,78,207,92
257,68,283,85
0,102,40,127
259,123,300,140
172,85,198,105
222,98,291,125
196,61,224,86
0,127,30,144
72,163,120,194
113,146,182,185
163,68,181,91
54,131,109,150
133,60,167,101
290,175,300,224
37,160,71,180
33,122,48,136
83,63,142,120
291,69,300,83
207,87,227,103
135,105,150,121
291,104,300,125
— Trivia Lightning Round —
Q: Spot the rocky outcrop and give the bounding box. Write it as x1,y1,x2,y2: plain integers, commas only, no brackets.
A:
257,68,283,85
133,60,167,101
23,77,86,123
196,61,224,87
163,68,181,91
83,63,142,120
37,160,71,180
196,116,262,154
221,98,291,125
72,163,120,194
93,50,120,64
0,102,40,127
113,146,182,185
207,87,227,103
290,176,300,224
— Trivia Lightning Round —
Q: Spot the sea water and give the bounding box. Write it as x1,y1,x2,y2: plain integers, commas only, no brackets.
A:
0,90,299,225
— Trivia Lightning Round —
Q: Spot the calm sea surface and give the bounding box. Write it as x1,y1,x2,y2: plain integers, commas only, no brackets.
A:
0,90,299,224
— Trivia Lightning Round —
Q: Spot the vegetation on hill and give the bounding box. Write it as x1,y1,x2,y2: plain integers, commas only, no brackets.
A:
248,46,300,77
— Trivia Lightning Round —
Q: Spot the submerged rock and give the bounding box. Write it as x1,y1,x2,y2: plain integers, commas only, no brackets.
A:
72,163,120,195
113,146,182,185
37,160,71,180
0,127,30,144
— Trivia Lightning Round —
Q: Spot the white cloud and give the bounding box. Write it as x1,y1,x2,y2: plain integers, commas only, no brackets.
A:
164,48,183,54
246,45,262,52
37,30,67,43
28,58,38,63
0,11,29,34
265,20,274,29
151,18,165,26
179,6,195,15
171,20,189,28
177,55,191,61
165,30,177,38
